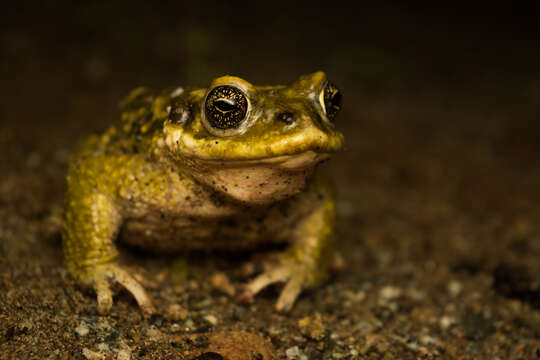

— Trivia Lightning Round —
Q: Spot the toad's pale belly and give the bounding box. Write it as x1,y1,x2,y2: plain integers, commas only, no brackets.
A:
119,208,305,253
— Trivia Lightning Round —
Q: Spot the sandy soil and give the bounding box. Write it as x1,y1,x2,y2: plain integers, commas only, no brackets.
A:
1,2,539,359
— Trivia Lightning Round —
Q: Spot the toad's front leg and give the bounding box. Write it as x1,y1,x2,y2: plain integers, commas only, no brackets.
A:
241,181,337,312
62,176,154,317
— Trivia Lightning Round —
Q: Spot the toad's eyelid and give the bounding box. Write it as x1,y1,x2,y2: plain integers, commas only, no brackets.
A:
318,89,326,114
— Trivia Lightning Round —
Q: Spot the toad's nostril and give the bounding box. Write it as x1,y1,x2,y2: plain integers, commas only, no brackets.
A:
276,111,295,125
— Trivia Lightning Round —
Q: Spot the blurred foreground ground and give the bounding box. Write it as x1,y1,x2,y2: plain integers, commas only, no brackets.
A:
1,2,539,359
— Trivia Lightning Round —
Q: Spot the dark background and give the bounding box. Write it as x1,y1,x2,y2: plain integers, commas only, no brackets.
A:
2,3,540,175
1,2,539,359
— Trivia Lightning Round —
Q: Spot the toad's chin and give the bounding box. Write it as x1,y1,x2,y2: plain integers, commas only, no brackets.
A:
186,151,329,205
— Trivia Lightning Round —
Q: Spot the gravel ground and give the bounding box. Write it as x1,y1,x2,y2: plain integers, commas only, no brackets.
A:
1,2,539,359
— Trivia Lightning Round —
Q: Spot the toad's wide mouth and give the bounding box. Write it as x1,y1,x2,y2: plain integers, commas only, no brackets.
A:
195,151,331,170
165,123,345,166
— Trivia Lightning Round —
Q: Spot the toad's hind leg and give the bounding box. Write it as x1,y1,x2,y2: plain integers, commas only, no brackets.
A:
62,178,154,317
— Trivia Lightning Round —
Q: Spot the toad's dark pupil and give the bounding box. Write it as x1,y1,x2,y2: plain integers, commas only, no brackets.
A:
323,83,342,121
331,91,342,108
215,99,236,112
205,85,248,130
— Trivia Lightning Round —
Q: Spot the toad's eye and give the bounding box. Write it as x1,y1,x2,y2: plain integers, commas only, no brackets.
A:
204,85,248,130
322,82,342,121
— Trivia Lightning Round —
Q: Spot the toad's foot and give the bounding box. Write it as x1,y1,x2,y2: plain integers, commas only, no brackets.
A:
239,258,320,312
78,262,155,317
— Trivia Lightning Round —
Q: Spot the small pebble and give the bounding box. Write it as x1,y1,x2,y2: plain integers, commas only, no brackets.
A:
96,343,110,352
364,335,390,353
420,334,440,346
297,314,327,341
75,321,90,337
116,349,131,360
20,320,34,332
193,298,213,310
184,318,195,329
379,286,401,301
440,315,456,330
343,290,366,303
286,346,307,360
82,348,104,360
166,303,188,321
355,321,373,334
145,326,162,341
448,280,462,297
115,341,132,360
204,314,218,326
407,288,426,301
97,318,112,331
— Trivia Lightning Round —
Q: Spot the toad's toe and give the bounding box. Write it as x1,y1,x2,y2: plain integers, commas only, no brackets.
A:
275,276,303,312
239,260,314,312
241,266,290,301
84,262,155,317
95,278,114,315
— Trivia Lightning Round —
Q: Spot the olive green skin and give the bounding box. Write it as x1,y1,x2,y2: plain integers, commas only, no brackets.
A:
62,72,344,315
